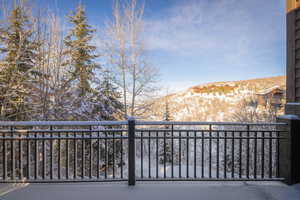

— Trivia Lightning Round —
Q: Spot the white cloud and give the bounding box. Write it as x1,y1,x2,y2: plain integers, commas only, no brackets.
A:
144,0,284,64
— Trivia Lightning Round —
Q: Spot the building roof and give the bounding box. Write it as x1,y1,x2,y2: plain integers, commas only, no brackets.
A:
256,86,285,96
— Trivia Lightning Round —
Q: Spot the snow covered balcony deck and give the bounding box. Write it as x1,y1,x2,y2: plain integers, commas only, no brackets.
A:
0,118,299,199
1,181,300,200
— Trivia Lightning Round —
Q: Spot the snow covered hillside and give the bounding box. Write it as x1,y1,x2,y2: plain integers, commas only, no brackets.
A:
146,76,286,121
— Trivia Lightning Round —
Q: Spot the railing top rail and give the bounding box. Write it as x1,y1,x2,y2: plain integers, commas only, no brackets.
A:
135,121,287,126
0,120,287,127
0,121,128,126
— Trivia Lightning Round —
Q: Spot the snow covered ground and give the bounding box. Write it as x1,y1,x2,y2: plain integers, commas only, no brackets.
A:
1,181,299,200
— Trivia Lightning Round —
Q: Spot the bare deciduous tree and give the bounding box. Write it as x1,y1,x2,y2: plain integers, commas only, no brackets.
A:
231,95,280,123
101,0,158,118
31,9,70,120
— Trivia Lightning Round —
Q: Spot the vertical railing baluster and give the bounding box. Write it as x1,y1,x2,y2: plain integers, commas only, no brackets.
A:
201,131,204,178
141,131,144,179
50,126,53,180
164,130,166,179
42,130,45,180
2,131,6,180
104,131,107,179
217,130,220,178
186,131,189,178
209,125,212,178
11,126,15,180
231,131,234,178
261,132,265,178
246,125,250,179
156,131,158,179
113,131,115,179
74,132,77,179
239,131,242,179
58,131,61,180
194,131,197,178
66,132,69,180
121,131,124,179
276,131,280,178
269,131,272,178
146,131,151,178
96,131,99,179
224,131,227,179
254,131,257,179
171,125,174,178
81,131,84,179
179,131,181,178
34,131,38,180
148,131,151,178
19,129,22,180
89,126,92,179
26,131,30,180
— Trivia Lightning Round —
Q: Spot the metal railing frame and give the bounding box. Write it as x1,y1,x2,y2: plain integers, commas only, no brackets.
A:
0,119,289,185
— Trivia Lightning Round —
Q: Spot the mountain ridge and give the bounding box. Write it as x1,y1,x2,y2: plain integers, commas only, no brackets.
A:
146,76,285,122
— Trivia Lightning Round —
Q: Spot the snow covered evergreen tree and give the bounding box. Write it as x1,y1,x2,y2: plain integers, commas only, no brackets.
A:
94,70,123,121
159,97,172,164
64,4,98,96
63,4,100,120
164,98,172,123
0,4,40,120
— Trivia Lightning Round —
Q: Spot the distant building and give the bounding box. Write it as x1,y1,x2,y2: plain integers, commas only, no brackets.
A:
256,86,285,109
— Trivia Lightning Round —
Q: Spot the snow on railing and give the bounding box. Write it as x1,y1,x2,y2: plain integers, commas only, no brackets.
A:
135,121,287,126
0,120,128,126
0,120,287,127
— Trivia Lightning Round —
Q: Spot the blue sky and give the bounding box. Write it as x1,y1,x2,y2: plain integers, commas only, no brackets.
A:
35,0,286,92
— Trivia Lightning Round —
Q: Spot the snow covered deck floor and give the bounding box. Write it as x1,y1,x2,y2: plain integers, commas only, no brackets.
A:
0,181,300,200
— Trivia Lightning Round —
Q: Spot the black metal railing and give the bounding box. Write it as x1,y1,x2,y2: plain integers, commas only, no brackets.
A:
133,121,287,183
0,120,287,184
0,121,128,183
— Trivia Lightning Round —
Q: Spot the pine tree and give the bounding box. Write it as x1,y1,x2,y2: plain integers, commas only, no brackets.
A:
164,98,172,125
159,97,172,164
64,4,98,97
94,70,123,121
0,4,40,120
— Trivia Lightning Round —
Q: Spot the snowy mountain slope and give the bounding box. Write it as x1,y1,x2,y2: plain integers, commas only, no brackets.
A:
146,76,286,121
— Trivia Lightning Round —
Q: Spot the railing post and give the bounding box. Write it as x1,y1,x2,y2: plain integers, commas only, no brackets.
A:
277,115,300,185
128,117,136,186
